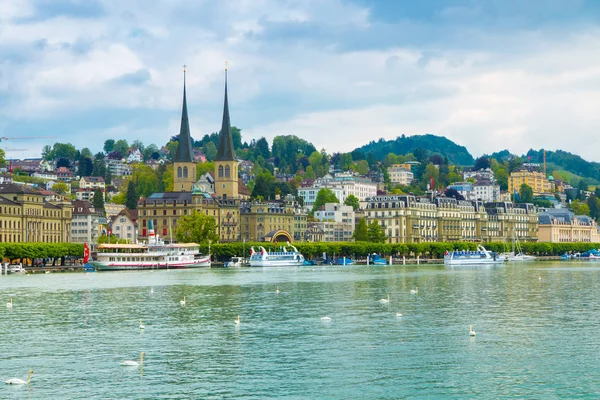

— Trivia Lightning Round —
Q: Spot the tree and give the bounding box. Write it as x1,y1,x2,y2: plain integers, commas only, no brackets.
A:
344,194,360,211
429,154,444,166
569,199,590,216
255,137,270,159
587,195,600,220
41,145,52,161
473,156,491,171
519,183,534,203
125,181,138,209
52,182,70,195
104,139,115,154
354,160,369,175
367,221,387,243
252,170,274,199
143,144,159,161
413,148,427,163
113,139,129,157
311,188,340,214
175,210,220,244
303,165,316,180
92,189,105,215
203,141,217,161
494,168,509,191
78,156,93,177
132,140,145,154
352,218,368,241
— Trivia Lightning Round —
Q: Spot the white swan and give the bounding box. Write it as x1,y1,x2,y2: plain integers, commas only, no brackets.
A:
121,352,145,366
320,316,332,321
538,275,542,281
379,293,390,304
6,298,13,308
139,319,145,329
180,296,186,306
469,325,476,337
396,312,403,317
150,287,155,295
276,287,280,294
4,370,33,385
410,287,419,294
235,315,240,325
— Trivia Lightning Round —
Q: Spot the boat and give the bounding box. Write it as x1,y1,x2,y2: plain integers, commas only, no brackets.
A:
5,263,27,274
368,253,388,265
225,256,245,268
505,233,536,262
444,245,506,266
248,242,305,267
334,257,355,265
89,222,210,271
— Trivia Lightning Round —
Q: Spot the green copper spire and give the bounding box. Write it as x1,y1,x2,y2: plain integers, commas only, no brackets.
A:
215,62,236,161
174,66,194,163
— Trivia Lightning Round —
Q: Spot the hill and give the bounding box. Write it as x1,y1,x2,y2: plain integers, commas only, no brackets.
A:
355,134,474,165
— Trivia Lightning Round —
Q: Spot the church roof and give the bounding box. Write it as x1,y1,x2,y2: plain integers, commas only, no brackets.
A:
173,69,194,163
215,67,236,161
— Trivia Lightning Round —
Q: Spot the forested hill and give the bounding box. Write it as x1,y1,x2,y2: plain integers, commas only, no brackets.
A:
355,134,474,165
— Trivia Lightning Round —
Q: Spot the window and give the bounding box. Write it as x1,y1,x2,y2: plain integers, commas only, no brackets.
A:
225,165,230,178
183,166,188,178
218,165,224,177
177,167,182,178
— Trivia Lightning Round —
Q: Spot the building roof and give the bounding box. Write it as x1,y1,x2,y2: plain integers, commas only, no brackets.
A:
72,200,95,215
173,70,194,163
215,68,236,161
142,192,193,205
82,176,105,183
0,183,40,195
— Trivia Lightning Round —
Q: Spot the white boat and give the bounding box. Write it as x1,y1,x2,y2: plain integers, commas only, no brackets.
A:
225,256,245,268
248,242,305,267
4,263,27,274
506,233,536,262
444,245,506,266
89,222,210,271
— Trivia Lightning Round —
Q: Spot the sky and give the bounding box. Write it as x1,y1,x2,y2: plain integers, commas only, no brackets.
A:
2,0,600,161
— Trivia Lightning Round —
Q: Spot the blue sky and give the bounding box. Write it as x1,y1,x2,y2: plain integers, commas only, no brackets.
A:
2,0,600,161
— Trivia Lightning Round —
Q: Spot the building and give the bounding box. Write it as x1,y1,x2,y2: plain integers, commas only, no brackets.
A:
464,168,495,182
388,165,414,186
71,200,100,244
173,69,196,192
473,180,500,202
508,170,553,196
0,183,72,243
80,176,106,192
447,182,474,200
538,209,600,242
106,159,132,177
484,202,538,242
313,203,355,242
298,185,345,212
109,208,138,242
239,195,305,242
56,167,73,181
127,149,143,163
104,203,126,219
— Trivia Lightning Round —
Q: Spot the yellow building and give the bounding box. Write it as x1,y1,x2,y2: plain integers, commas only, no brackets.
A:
239,196,306,242
508,170,553,196
0,183,72,243
538,209,600,242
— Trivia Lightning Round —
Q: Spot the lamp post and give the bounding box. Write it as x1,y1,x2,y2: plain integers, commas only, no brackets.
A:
243,238,246,265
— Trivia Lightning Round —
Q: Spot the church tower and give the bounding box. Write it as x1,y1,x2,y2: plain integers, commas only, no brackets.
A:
173,67,196,191
214,64,239,199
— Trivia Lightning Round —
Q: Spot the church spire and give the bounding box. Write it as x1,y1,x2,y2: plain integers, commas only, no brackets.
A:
215,62,236,161
174,65,194,163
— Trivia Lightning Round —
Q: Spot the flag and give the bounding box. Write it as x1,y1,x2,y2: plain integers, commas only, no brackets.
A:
83,242,90,263
513,189,520,202
430,176,435,191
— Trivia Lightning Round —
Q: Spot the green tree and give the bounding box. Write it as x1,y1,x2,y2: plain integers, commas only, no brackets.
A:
473,156,491,170
203,141,217,161
354,160,369,175
113,139,129,157
143,144,159,161
339,153,353,170
41,145,52,161
132,140,145,154
570,199,590,216
255,137,270,159
367,221,387,243
50,143,78,161
587,195,600,220
344,194,360,211
125,180,138,209
104,139,115,154
494,168,509,191
519,183,534,203
52,182,70,195
92,189,105,214
303,165,316,180
175,210,220,244
196,161,215,180
252,170,274,199
311,188,340,214
352,218,368,241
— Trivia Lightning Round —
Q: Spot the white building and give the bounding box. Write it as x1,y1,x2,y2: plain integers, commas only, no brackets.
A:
474,181,500,202
32,171,58,181
464,168,495,182
298,185,345,211
107,159,132,177
313,203,355,242
127,149,143,163
71,200,100,244
109,209,137,242
447,182,474,200
387,165,414,186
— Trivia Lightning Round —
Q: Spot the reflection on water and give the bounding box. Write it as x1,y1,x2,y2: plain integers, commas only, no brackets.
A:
1,262,600,399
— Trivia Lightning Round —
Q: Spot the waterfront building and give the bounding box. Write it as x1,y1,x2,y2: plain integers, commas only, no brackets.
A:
239,195,305,242
538,209,600,242
484,202,538,242
508,169,553,195
108,208,138,242
313,203,355,242
71,200,100,244
388,165,414,186
0,183,72,243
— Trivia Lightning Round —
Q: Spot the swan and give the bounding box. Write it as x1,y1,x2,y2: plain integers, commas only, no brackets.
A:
379,294,390,304
410,287,419,294
276,287,280,294
320,316,332,321
180,296,186,306
150,287,155,295
469,325,476,337
121,352,145,366
6,298,13,308
396,312,403,317
235,315,240,325
538,275,542,281
4,370,33,385
139,319,145,329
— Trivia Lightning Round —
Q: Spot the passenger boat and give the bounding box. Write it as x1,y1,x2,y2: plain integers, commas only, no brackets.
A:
444,245,505,266
89,222,210,271
248,243,305,267
225,256,245,268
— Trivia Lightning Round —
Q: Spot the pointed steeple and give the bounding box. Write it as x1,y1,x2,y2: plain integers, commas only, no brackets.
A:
215,63,236,161
174,66,194,163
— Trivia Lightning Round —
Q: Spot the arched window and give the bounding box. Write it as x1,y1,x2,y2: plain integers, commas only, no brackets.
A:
183,166,188,178
225,165,230,178
177,166,182,178
218,165,224,177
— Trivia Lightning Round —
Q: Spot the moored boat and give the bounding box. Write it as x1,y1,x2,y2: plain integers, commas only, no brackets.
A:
444,245,505,266
248,242,305,267
368,254,388,265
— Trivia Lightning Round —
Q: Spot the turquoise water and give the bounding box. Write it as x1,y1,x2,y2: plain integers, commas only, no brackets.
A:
1,262,600,399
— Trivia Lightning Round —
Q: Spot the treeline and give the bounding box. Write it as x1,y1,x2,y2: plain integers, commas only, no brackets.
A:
0,243,84,265
207,241,600,261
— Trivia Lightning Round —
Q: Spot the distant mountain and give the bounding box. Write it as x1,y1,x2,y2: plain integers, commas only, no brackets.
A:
354,134,475,165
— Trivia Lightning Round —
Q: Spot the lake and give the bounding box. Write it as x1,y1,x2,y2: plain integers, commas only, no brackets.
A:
1,262,599,399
